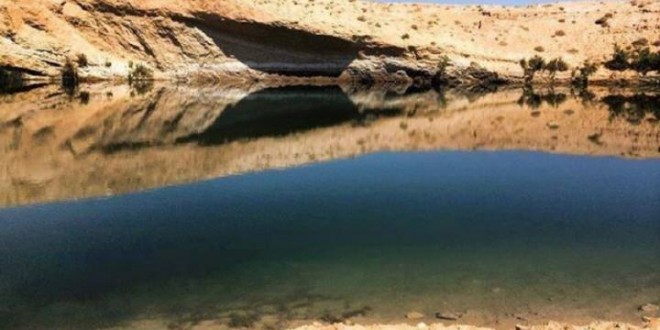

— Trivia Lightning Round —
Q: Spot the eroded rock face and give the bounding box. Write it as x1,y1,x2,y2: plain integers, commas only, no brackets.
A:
0,0,410,82
1,0,658,83
0,85,657,207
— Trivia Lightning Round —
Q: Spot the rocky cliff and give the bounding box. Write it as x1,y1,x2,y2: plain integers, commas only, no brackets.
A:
1,0,659,84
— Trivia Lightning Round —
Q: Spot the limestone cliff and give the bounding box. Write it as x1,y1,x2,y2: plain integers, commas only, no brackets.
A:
1,0,659,83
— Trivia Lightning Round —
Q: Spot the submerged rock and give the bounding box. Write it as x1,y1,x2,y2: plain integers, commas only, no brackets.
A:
435,311,462,320
406,312,425,320
642,316,659,328
640,303,659,313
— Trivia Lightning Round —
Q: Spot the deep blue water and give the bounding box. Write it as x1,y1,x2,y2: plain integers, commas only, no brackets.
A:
0,151,659,328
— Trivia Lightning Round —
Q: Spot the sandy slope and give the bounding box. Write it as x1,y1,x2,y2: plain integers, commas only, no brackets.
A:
0,0,658,82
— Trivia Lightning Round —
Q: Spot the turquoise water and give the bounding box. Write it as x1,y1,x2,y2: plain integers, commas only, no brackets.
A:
0,151,659,329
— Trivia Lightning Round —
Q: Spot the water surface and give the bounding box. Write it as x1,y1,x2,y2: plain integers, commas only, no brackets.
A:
0,85,659,329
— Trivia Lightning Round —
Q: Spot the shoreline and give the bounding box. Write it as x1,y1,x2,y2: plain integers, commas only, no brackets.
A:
288,320,658,330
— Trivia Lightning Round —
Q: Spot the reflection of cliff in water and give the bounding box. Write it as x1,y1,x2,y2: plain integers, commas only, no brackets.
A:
0,85,658,207
177,86,401,146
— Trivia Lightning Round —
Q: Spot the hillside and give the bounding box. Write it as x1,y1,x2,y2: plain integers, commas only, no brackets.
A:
1,0,659,84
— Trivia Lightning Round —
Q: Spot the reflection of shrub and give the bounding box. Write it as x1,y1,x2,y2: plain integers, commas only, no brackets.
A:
0,67,24,93
79,91,90,104
61,58,79,88
517,88,567,109
128,63,154,94
128,63,153,82
602,94,660,124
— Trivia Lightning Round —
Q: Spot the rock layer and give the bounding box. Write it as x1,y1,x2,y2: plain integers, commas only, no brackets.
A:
1,0,659,83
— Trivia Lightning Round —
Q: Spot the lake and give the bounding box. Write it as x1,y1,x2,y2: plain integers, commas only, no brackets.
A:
0,85,658,329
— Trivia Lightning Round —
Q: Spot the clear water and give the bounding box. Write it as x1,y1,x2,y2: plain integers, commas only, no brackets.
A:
0,86,659,329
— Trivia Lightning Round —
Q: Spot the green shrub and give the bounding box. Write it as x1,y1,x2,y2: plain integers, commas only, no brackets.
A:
128,63,153,83
437,55,451,74
571,60,599,88
544,57,569,82
604,44,630,72
520,55,546,85
630,47,660,76
128,63,154,95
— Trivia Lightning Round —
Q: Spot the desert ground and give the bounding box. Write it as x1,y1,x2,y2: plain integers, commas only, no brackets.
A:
0,0,658,83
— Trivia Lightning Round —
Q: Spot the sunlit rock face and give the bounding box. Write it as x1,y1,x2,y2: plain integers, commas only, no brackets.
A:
0,84,658,207
1,0,658,83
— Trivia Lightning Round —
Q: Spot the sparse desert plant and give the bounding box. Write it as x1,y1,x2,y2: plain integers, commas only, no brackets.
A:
105,60,112,68
631,38,648,48
629,46,660,76
544,57,569,83
128,63,153,83
595,14,611,27
520,55,546,85
571,60,599,88
604,44,630,72
534,46,545,52
554,30,566,37
128,63,154,95
630,47,653,76
76,53,88,67
437,55,451,74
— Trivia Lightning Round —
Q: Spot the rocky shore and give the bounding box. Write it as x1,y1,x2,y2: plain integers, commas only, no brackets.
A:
289,320,658,330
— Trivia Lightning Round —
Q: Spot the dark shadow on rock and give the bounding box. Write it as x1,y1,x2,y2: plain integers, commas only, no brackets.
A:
181,15,405,77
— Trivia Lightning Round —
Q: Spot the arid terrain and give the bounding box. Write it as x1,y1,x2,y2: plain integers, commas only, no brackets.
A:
1,0,659,84
1,1,659,330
